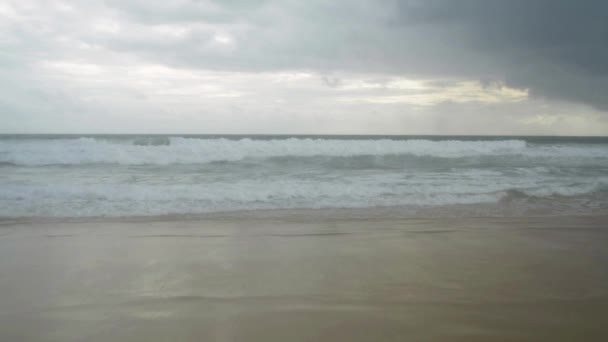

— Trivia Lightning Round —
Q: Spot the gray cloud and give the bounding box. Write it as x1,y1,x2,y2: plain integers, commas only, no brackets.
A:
85,0,608,109
1,0,607,134
394,0,608,109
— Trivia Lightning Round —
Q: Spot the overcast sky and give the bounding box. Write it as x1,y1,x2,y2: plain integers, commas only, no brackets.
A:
1,0,607,135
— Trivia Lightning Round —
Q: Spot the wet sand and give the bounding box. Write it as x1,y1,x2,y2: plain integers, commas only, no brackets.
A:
1,215,608,341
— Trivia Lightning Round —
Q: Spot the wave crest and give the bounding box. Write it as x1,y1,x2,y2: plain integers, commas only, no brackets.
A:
0,137,531,166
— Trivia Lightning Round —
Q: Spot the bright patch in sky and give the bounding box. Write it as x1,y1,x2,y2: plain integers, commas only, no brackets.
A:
213,33,233,45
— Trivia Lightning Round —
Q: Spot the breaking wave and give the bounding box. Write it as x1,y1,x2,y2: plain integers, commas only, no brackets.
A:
0,137,535,166
1,135,607,218
1,181,607,218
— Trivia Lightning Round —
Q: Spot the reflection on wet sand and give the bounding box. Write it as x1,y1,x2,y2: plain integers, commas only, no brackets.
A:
1,215,607,341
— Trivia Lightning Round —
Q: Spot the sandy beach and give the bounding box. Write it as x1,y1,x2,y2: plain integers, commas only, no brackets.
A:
1,214,607,341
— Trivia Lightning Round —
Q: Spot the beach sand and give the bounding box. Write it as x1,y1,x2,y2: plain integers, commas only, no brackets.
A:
1,215,608,341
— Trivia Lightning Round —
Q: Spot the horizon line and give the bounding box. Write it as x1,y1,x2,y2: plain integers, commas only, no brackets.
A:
1,133,607,138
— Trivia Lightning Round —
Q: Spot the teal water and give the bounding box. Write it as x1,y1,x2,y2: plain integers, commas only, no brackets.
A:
1,135,607,218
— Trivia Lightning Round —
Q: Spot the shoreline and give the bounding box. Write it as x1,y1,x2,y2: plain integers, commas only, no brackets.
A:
2,205,608,226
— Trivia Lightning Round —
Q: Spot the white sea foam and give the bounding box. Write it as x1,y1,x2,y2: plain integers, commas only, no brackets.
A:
1,137,607,218
0,137,539,165
1,170,606,217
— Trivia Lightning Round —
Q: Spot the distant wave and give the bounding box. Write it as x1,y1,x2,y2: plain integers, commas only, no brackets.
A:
0,136,585,166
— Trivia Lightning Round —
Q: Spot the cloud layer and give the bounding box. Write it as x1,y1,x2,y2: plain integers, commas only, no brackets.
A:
1,0,607,134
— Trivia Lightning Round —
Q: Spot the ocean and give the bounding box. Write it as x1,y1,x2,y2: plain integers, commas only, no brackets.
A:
1,134,607,219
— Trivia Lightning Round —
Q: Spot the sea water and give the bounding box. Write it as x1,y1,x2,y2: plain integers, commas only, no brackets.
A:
1,135,607,218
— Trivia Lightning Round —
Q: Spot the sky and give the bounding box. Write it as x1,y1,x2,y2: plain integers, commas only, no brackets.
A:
1,0,607,135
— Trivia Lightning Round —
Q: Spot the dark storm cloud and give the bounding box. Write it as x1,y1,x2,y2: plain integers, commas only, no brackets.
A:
394,0,608,109
398,0,608,74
